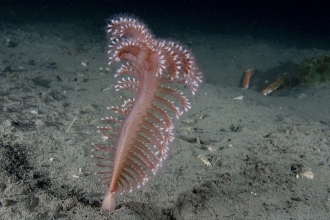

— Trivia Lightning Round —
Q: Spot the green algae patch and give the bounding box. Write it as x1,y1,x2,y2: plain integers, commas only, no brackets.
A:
298,51,330,86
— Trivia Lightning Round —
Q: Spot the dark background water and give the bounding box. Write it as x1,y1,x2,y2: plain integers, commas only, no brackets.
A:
2,0,330,49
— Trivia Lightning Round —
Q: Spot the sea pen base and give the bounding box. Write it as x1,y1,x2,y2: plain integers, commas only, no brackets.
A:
101,192,115,211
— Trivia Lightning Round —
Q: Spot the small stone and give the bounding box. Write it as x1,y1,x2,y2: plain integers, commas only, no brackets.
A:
35,119,45,126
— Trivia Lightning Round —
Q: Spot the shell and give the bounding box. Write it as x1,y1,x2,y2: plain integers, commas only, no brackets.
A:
233,95,244,100
198,154,212,167
296,170,314,179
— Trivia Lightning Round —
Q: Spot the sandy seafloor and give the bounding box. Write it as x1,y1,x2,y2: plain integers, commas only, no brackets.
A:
0,19,330,220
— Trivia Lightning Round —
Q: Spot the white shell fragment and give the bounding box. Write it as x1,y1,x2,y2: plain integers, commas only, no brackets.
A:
102,136,108,141
296,170,314,179
198,154,212,167
207,145,219,152
251,191,258,196
233,95,244,100
30,110,38,114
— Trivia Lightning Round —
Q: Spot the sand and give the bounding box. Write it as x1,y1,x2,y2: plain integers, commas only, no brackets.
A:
1,19,330,220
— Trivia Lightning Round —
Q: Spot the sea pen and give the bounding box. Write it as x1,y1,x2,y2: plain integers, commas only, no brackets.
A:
92,15,202,211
